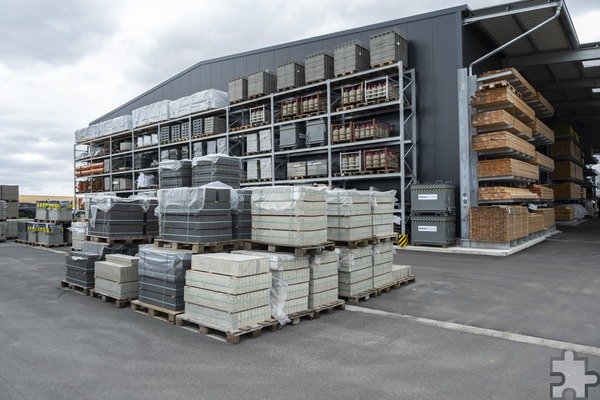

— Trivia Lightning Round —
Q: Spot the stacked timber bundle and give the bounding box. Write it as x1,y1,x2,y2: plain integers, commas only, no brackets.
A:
554,205,577,221
528,185,554,200
551,182,583,200
469,206,529,243
478,187,539,202
477,158,539,181
535,208,555,228
527,213,545,234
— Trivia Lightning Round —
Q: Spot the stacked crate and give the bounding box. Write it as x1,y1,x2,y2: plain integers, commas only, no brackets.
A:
364,148,399,172
327,189,372,242
94,254,139,301
305,51,334,84
203,116,226,135
184,253,272,331
0,185,19,219
334,40,370,76
138,244,192,311
281,98,300,119
159,159,192,188
307,159,329,177
338,246,373,297
65,251,101,289
277,61,305,90
248,70,277,98
279,123,306,149
156,185,232,243
251,186,328,246
306,119,327,146
192,118,203,137
232,188,252,240
191,154,241,188
308,251,339,308
228,77,248,103
369,28,408,67
87,195,146,238
250,106,270,126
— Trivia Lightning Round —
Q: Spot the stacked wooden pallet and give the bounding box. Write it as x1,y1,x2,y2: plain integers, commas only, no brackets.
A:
528,184,554,200
478,186,539,201
470,206,529,243
477,158,539,181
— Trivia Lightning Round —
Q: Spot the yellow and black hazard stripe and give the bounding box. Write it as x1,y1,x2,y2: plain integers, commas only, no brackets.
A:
397,234,409,247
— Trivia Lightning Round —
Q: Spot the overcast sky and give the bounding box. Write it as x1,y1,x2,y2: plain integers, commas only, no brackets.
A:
0,0,599,196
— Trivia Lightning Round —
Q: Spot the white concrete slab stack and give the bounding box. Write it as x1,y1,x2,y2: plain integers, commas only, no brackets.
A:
185,253,272,332
392,264,412,281
94,254,139,300
70,222,88,250
338,246,374,297
251,186,327,246
370,191,396,236
308,251,339,308
233,250,310,315
327,189,373,241
372,242,394,287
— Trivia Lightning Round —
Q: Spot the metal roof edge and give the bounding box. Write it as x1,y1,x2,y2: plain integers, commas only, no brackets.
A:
90,4,468,125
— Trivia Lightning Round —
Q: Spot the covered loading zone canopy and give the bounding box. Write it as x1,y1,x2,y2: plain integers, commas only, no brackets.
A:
463,0,600,162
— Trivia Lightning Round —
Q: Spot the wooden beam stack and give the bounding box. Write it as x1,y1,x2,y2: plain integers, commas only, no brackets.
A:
470,206,529,242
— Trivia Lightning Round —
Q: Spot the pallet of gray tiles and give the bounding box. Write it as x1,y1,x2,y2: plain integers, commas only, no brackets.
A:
203,116,226,135
369,28,408,68
277,61,305,90
62,251,101,294
92,254,139,307
305,51,334,84
248,70,277,98
159,159,192,188
334,40,370,76
228,76,248,103
191,155,242,188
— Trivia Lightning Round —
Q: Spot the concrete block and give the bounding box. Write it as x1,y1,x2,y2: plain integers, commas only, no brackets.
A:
373,261,393,277
339,266,373,284
327,214,371,229
232,250,309,271
373,224,395,235
372,213,393,226
252,215,327,231
328,226,372,241
338,247,372,272
309,259,338,280
94,277,138,299
186,270,272,295
308,288,338,309
184,303,272,332
272,268,310,285
372,203,395,214
251,228,328,247
282,296,308,315
374,271,394,287
105,254,139,268
339,278,374,297
184,286,270,313
392,264,411,280
95,261,138,283
252,186,326,203
309,275,338,294
327,202,371,216
372,243,394,265
191,253,269,276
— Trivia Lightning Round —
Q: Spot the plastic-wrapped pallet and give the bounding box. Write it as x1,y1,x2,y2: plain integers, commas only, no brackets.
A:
371,190,396,236
369,28,408,67
246,159,259,180
392,264,412,281
132,100,171,128
191,154,241,188
251,186,328,246
232,188,252,240
305,51,334,83
327,189,373,241
184,253,272,331
233,250,309,319
192,142,203,158
334,40,370,76
246,133,258,154
94,254,139,300
372,242,394,287
337,246,374,297
216,138,227,155
206,140,217,155
17,220,31,241
136,172,157,189
88,195,149,238
0,185,19,202
203,116,226,135
159,159,192,188
65,251,101,288
308,251,339,308
138,244,192,311
169,89,228,119
70,222,87,250
259,129,272,152
36,223,64,246
259,157,286,180
156,183,234,243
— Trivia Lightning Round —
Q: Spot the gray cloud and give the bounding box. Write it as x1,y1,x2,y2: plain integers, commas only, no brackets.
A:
0,0,118,67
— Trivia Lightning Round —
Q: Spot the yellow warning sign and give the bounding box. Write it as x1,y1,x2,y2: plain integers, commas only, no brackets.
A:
397,234,409,247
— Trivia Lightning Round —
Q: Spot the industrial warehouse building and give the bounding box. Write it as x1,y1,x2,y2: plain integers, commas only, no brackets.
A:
76,0,599,245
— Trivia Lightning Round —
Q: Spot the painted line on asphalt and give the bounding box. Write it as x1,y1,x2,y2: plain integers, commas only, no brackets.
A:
345,305,600,357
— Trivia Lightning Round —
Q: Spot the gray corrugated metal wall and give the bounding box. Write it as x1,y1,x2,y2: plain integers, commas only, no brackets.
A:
90,6,484,186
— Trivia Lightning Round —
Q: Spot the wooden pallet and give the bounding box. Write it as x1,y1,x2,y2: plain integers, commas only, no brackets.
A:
334,170,374,177
153,239,244,254
84,235,153,245
335,103,362,112
31,242,67,248
201,131,225,137
230,125,251,132
370,60,396,68
312,299,346,319
176,313,279,344
364,96,399,106
130,300,182,324
34,219,73,224
244,241,336,256
91,290,133,308
367,168,400,174
335,70,358,77
241,178,272,183
60,280,92,296
340,276,416,305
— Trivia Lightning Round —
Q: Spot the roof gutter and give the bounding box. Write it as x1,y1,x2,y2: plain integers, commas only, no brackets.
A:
468,0,564,76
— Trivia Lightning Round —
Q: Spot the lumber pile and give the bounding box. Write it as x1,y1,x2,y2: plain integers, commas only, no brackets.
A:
471,109,533,140
470,205,529,242
528,184,554,200
527,213,544,234
551,182,583,200
554,205,576,221
471,131,535,159
551,161,583,181
529,151,555,172
551,140,583,161
470,83,535,124
531,119,555,144
535,208,555,229
477,158,539,181
477,186,539,201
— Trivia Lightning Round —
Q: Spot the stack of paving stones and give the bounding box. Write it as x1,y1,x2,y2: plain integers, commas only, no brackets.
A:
65,251,101,289
233,250,310,316
88,195,146,238
94,254,139,301
370,191,396,236
159,159,192,189
17,220,30,241
156,185,232,243
191,155,241,189
137,244,192,311
0,201,6,242
308,251,339,308
337,246,373,297
333,40,370,76
36,223,65,246
143,197,160,238
392,264,412,281
232,188,252,240
372,242,394,287
327,189,373,241
183,253,272,331
0,185,19,219
251,186,328,246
